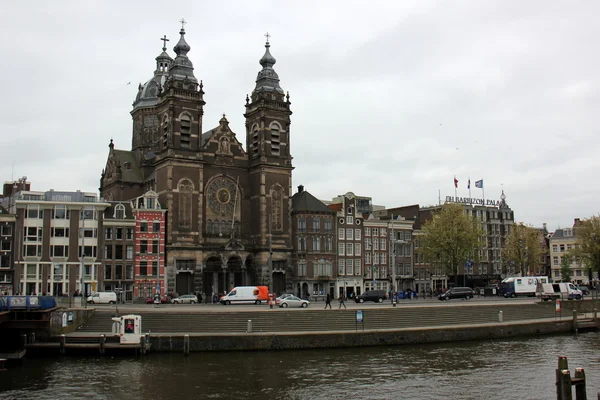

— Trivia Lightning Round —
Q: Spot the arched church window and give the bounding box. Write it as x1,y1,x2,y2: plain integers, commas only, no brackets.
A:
234,221,240,237
252,124,259,157
178,179,193,229
220,220,229,236
269,123,281,156
271,189,282,231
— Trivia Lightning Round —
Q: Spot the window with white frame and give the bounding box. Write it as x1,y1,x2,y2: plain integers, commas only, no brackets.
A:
404,231,411,241
365,252,371,265
380,239,386,251
51,245,68,257
312,217,320,231
338,243,345,256
355,229,361,241
346,229,353,240
365,238,372,250
338,228,344,240
405,245,411,256
52,205,69,219
355,243,361,256
24,244,41,257
1,225,11,236
25,205,43,219
298,261,307,277
373,239,379,250
560,244,565,252
24,227,42,242
338,259,345,275
79,246,97,258
372,228,379,237
381,266,387,277
365,227,371,236
51,227,69,238
126,245,134,259
105,228,112,239
346,259,354,276
81,228,97,238
126,228,133,240
324,218,332,232
381,228,386,237
553,256,559,265
380,252,386,264
115,204,126,219
298,237,306,251
298,216,306,232
81,208,96,220
373,252,380,265
354,259,361,275
346,243,354,256
325,236,332,252
312,237,320,252
346,216,353,225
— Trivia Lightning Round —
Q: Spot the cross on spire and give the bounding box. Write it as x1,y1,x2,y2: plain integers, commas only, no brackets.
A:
264,32,271,43
179,18,187,30
160,35,169,51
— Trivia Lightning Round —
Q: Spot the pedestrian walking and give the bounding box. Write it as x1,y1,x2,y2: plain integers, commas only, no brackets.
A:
338,294,346,309
324,293,332,309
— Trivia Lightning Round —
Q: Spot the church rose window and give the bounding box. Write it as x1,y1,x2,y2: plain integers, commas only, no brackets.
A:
178,179,193,229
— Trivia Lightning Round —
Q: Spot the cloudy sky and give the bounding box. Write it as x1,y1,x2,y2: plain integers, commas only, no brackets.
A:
1,0,598,231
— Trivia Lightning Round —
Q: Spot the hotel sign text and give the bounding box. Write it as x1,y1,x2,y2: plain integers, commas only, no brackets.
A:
445,196,501,207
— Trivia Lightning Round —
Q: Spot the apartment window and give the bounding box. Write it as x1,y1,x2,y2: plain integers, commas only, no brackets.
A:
25,206,42,219
297,217,306,232
115,245,123,259
139,261,148,276
404,245,411,256
355,229,361,241
298,237,306,251
365,252,371,265
560,244,565,252
346,243,354,256
365,228,371,236
553,256,559,265
355,243,361,256
354,260,361,276
312,217,320,231
346,229,353,240
347,207,353,215
115,204,126,219
105,228,112,239
25,227,42,242
576,270,582,276
0,254,10,268
51,245,68,257
52,205,69,219
116,228,123,240
338,259,345,276
1,225,11,236
152,261,158,277
373,252,380,265
372,228,379,237
298,261,307,277
140,240,148,254
1,241,10,251
105,245,113,259
325,236,332,252
338,228,345,240
365,238,372,250
380,239,386,251
140,222,148,232
567,244,572,251
153,222,160,233
126,264,134,279
79,246,97,258
126,245,134,260
312,237,320,252
404,232,411,241
152,240,159,254
81,228,96,238
338,243,345,256
346,216,353,225
105,266,112,280
115,264,123,280
52,227,69,238
24,245,41,257
346,259,354,276
324,219,332,232
373,239,379,250
380,252,386,264
126,228,134,240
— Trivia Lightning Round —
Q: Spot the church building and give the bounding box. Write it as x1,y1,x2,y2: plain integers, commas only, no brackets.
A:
100,23,294,297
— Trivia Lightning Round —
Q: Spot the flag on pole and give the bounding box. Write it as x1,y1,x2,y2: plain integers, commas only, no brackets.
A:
475,179,483,188
467,179,470,189
454,177,458,188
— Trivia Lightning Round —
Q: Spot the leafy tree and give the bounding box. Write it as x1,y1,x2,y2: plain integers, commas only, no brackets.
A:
571,216,600,281
560,254,573,282
419,203,483,282
502,222,545,276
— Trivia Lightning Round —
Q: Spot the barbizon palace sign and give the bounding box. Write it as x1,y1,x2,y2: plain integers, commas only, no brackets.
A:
445,196,501,207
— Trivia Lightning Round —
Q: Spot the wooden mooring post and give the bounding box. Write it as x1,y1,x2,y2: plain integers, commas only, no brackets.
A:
556,356,588,400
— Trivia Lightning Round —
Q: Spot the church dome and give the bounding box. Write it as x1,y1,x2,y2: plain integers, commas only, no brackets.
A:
133,44,172,110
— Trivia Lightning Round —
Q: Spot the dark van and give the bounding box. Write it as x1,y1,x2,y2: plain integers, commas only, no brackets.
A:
437,287,474,301
355,290,387,303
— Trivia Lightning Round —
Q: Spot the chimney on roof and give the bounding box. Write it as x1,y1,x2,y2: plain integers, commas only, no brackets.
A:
574,218,581,227
297,185,304,193
543,223,547,231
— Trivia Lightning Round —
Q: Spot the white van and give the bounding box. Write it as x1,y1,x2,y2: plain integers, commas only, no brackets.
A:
559,283,583,300
87,292,117,304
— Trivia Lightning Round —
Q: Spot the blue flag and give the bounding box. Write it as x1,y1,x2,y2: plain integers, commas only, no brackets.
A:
475,179,483,188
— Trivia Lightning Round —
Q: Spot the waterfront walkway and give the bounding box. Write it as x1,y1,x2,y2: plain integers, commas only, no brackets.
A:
78,302,561,334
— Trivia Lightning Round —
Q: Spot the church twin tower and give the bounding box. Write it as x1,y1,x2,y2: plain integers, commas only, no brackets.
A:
100,22,294,296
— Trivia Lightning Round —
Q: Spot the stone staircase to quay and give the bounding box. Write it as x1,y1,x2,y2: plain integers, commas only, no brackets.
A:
76,303,558,335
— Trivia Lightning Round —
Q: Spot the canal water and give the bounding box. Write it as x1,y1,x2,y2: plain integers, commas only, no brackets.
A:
1,332,600,400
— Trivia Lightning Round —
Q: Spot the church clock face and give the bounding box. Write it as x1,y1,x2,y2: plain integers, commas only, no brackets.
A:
207,177,237,216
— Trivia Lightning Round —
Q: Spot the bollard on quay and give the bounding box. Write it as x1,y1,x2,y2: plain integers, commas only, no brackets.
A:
498,311,503,323
247,320,252,333
183,334,190,356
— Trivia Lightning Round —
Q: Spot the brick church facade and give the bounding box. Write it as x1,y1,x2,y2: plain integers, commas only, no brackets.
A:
100,24,293,297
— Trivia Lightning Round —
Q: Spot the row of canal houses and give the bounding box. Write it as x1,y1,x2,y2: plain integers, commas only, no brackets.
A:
0,177,542,301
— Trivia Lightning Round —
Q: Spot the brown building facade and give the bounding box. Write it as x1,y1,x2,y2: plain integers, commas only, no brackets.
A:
100,26,293,297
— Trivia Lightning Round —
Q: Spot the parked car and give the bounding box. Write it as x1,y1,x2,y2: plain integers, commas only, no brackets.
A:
172,294,197,304
278,295,309,308
578,286,590,296
438,287,475,301
355,290,387,303
275,293,294,304
145,295,169,304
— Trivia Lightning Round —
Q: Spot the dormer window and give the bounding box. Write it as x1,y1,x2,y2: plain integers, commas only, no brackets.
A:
114,204,125,219
564,229,573,237
146,197,155,209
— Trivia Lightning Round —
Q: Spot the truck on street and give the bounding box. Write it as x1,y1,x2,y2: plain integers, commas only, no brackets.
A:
219,286,269,305
501,276,549,298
